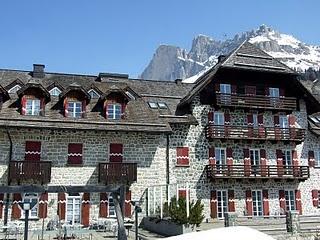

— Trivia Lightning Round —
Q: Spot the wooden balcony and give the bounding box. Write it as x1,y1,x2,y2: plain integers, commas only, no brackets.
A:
216,93,297,111
206,125,305,142
98,162,137,184
9,161,52,184
206,164,310,181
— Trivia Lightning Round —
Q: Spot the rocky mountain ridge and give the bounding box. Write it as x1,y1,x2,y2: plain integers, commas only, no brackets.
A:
141,25,320,82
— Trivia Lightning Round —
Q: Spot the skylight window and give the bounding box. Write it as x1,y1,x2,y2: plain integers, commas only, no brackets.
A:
88,89,100,99
158,102,168,109
125,91,135,100
49,87,62,96
148,102,158,109
310,116,320,123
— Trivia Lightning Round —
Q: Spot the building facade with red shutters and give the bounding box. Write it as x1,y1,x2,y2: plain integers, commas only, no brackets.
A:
1,42,320,227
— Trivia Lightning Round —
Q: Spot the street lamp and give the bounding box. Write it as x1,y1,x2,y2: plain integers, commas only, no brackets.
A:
18,194,38,240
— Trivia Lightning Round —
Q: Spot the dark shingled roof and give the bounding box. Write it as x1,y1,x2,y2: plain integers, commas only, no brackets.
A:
0,68,196,133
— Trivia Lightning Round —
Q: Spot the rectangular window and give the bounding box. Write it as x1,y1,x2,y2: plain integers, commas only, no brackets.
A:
252,190,263,217
26,99,40,116
66,194,81,225
285,190,296,211
252,114,258,128
25,141,41,161
283,150,292,175
269,88,280,98
176,147,189,166
109,143,123,162
215,148,226,173
217,190,228,219
316,151,320,167
68,101,82,118
250,149,260,175
21,193,38,219
68,143,83,164
108,194,116,217
107,104,122,120
220,84,231,104
214,112,224,125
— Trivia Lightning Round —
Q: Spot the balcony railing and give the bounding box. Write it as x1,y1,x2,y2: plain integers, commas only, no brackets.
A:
206,125,305,142
216,93,297,111
206,164,309,180
98,162,137,184
9,161,52,184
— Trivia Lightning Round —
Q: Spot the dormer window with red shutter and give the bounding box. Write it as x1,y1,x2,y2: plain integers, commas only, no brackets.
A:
17,82,50,116
107,102,122,120
101,91,128,120
60,84,91,119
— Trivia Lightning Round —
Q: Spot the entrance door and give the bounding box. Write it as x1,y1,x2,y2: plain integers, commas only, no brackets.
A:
217,190,228,219
250,149,260,175
283,150,293,175
66,194,81,225
252,190,263,217
214,112,225,136
215,148,226,174
279,115,289,138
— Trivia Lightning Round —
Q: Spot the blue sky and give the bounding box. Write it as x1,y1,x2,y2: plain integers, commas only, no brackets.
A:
0,0,319,77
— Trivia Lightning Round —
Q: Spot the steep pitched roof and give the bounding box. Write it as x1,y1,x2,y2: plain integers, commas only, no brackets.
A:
179,41,300,107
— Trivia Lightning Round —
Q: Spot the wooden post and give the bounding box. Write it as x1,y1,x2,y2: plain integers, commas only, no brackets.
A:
160,186,163,219
111,192,127,240
186,183,189,218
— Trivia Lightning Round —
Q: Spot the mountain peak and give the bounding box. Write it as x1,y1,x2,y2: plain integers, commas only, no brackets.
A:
141,25,320,81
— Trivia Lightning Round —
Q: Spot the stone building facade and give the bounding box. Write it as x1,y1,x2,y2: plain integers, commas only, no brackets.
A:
1,41,320,228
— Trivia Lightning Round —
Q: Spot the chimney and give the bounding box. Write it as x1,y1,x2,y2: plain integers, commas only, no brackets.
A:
33,64,45,78
218,55,226,63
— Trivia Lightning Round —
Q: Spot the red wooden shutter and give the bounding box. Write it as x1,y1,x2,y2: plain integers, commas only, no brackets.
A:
109,143,123,163
21,96,27,115
292,150,299,177
0,193,3,219
224,112,230,137
38,192,48,219
308,151,315,168
68,143,83,164
228,190,235,212
279,190,286,214
280,88,285,97
25,141,41,161
40,98,45,116
262,190,270,216
274,115,280,127
258,114,265,138
260,149,267,177
289,115,296,139
57,193,66,220
210,190,217,218
295,190,302,215
245,86,256,95
274,115,280,140
226,147,233,175
231,85,237,94
176,147,189,166
276,150,284,177
243,148,251,177
178,189,187,198
312,190,319,207
63,98,69,117
125,190,131,217
208,147,215,165
265,87,270,96
121,103,126,119
245,190,253,216
81,193,90,226
208,110,214,124
99,193,108,218
247,114,254,137
12,193,22,220
81,100,86,118
104,100,109,119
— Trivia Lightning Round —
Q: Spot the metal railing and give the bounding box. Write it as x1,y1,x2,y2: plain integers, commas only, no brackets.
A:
206,125,305,142
9,161,52,184
216,93,297,110
98,162,137,184
206,164,310,180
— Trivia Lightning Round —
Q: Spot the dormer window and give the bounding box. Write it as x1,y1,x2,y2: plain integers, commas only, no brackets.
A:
49,87,62,96
67,101,82,118
107,103,122,120
26,99,41,116
88,89,100,99
8,85,21,94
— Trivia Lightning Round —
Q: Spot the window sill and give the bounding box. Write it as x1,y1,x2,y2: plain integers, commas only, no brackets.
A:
175,164,190,168
66,163,84,167
20,218,39,221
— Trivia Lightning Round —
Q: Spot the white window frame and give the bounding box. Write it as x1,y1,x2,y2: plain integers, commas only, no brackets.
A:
279,115,289,129
269,88,280,98
26,99,41,116
220,84,231,94
21,193,38,219
283,150,293,175
8,85,21,94
285,190,296,212
217,190,228,219
49,87,62,96
107,103,122,120
252,113,258,128
252,190,263,217
214,112,224,126
108,194,116,217
68,101,82,118
215,148,226,173
88,89,100,99
316,150,320,167
66,194,81,225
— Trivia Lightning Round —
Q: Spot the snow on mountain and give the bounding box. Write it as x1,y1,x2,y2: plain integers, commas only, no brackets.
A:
140,25,320,82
